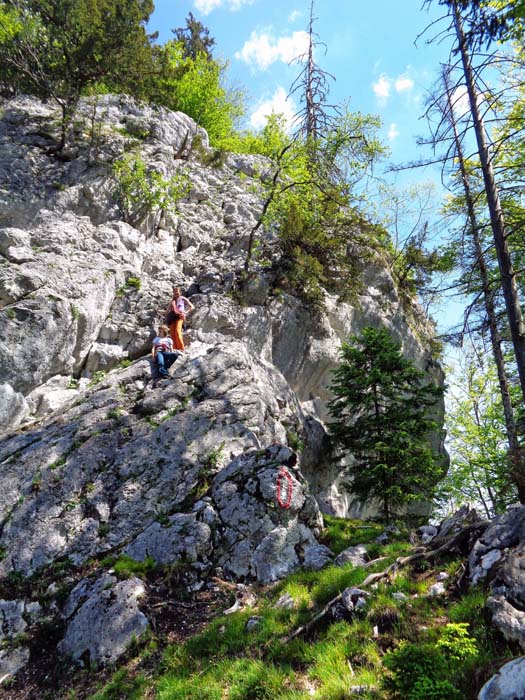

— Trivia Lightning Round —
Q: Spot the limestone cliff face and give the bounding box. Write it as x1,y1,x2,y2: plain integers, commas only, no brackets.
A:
0,94,447,673
0,94,444,529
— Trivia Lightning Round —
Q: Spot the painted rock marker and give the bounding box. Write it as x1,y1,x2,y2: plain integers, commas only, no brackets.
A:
276,466,293,509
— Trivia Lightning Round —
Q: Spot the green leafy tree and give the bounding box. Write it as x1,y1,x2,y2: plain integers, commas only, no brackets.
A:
147,41,244,146
112,152,189,229
435,351,518,518
240,108,385,306
328,327,444,521
0,0,154,147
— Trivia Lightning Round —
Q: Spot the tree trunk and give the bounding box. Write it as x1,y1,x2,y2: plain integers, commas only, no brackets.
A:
442,68,524,501
305,0,316,140
453,2,525,425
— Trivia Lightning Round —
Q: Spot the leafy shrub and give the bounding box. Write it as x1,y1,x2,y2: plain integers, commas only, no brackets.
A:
113,153,189,224
409,676,461,700
125,277,141,290
436,623,478,662
383,641,460,700
148,42,244,147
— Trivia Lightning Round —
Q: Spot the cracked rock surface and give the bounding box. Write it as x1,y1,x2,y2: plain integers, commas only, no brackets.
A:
0,94,444,518
0,94,445,670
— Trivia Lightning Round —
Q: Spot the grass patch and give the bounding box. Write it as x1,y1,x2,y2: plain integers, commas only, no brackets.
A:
89,669,148,700
113,555,156,579
89,370,108,386
49,456,66,471
75,521,520,700
320,516,384,554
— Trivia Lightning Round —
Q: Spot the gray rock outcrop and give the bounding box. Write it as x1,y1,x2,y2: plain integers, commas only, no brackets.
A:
57,574,149,666
0,94,444,517
0,94,445,669
478,657,525,700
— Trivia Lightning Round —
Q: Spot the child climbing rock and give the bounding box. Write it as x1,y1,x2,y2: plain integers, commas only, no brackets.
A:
152,325,180,378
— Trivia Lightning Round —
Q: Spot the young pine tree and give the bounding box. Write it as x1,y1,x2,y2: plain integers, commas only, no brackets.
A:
328,327,444,521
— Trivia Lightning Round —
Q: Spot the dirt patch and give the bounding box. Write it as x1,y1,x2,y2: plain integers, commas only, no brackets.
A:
3,573,234,700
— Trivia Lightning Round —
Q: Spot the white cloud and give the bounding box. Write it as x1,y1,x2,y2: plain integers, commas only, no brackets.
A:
373,71,415,105
195,0,252,15
387,123,400,141
451,86,471,117
249,86,296,130
372,75,391,100
235,30,309,70
288,10,301,22
394,75,414,92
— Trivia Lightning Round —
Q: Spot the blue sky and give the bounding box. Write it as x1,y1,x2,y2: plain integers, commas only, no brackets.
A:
149,0,454,164
148,0,463,331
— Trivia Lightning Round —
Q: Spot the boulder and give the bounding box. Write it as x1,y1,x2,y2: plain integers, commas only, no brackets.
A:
302,543,334,571
58,574,149,666
0,599,41,642
478,657,525,700
486,596,525,650
124,513,212,567
334,545,368,567
469,505,525,585
0,647,30,685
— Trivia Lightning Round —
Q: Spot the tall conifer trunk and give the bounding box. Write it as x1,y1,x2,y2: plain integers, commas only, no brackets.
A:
443,68,525,502
452,1,525,422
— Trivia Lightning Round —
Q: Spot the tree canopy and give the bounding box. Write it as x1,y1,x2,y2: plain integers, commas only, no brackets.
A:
0,0,154,117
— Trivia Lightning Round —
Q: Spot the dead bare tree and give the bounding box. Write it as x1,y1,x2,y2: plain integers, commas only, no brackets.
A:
450,0,525,415
288,0,339,143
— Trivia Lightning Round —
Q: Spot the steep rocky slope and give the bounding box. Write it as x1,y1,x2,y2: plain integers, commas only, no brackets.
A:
0,95,448,681
0,94,444,514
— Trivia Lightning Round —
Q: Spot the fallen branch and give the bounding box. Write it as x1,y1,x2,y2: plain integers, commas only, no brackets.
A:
283,520,490,643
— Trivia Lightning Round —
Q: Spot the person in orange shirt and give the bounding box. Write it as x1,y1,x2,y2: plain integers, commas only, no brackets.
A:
166,287,194,351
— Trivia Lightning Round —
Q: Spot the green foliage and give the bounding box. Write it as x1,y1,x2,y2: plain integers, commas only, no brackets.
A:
0,0,154,141
328,327,444,521
285,428,305,453
320,516,384,554
436,623,478,662
89,668,148,700
89,370,107,386
172,11,215,61
202,441,225,471
147,41,244,146
113,554,155,579
224,112,290,158
97,522,110,538
435,352,517,518
125,277,141,290
112,152,189,225
244,110,386,307
49,456,66,470
383,642,460,700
